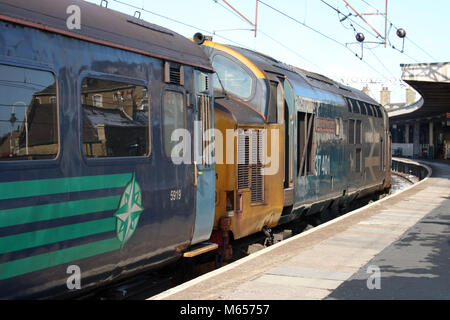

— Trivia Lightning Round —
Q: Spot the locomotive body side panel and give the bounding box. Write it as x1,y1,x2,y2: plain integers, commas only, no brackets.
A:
0,5,213,298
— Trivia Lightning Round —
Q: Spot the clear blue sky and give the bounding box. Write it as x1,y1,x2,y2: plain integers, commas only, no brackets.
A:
85,0,449,104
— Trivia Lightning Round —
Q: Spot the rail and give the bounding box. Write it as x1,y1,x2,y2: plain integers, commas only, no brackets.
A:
392,157,431,181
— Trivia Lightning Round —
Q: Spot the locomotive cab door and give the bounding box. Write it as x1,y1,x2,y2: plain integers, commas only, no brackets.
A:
191,71,215,245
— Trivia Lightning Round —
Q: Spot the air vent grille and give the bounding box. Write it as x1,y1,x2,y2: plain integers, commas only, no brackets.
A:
251,130,264,203
237,130,249,190
237,129,265,203
164,62,184,86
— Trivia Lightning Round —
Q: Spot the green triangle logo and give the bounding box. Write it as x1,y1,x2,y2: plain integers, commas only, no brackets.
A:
114,173,144,248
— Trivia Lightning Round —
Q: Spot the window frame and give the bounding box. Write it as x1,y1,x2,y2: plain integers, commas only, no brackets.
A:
366,103,374,117
373,105,382,118
92,94,103,108
355,119,362,145
348,119,355,145
267,80,282,124
355,147,362,173
297,111,315,177
211,53,256,102
346,98,353,113
160,85,187,162
359,101,367,115
0,59,61,166
78,71,151,165
352,99,361,114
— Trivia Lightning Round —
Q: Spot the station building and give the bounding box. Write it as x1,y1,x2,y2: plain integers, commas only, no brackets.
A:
387,62,450,160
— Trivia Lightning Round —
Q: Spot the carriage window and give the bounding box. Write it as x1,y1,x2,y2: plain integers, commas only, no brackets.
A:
346,98,352,113
356,120,362,144
162,90,185,158
356,148,362,172
360,101,367,115
366,104,374,117
212,55,253,100
352,100,360,113
373,105,382,118
297,112,315,176
81,77,149,158
348,119,355,144
0,64,58,161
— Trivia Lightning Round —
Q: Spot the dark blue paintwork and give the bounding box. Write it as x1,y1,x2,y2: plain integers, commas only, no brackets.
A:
0,14,212,298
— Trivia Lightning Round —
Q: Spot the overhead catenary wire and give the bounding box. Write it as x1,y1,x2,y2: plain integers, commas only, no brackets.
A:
367,48,395,78
110,0,252,50
210,1,328,73
257,0,347,49
258,30,328,74
213,0,254,28
256,0,392,81
320,0,381,40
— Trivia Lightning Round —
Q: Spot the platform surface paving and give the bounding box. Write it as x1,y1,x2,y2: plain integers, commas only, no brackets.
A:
151,160,450,300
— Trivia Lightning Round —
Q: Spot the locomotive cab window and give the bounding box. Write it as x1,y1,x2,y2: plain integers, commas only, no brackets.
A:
212,55,253,100
81,77,149,158
0,64,58,161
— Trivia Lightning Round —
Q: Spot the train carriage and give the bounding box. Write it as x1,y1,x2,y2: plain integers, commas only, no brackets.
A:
286,66,391,222
0,0,215,299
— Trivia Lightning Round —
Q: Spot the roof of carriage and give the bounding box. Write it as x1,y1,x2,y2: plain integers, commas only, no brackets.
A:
0,0,213,72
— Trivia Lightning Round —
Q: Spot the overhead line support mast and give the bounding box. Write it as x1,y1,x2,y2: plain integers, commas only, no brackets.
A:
221,0,258,37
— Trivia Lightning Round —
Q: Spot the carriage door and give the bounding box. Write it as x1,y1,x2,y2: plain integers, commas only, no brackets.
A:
191,71,215,245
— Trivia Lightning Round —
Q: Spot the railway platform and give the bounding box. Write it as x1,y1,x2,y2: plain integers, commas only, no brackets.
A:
150,159,449,300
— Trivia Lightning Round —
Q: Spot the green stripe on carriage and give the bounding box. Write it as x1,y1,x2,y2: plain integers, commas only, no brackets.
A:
0,217,116,254
0,237,121,280
0,173,132,201
0,195,121,228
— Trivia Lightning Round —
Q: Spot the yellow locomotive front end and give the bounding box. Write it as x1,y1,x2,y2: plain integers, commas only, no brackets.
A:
196,39,285,259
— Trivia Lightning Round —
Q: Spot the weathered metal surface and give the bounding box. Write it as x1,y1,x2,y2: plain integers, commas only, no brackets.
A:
0,0,213,71
0,2,214,298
